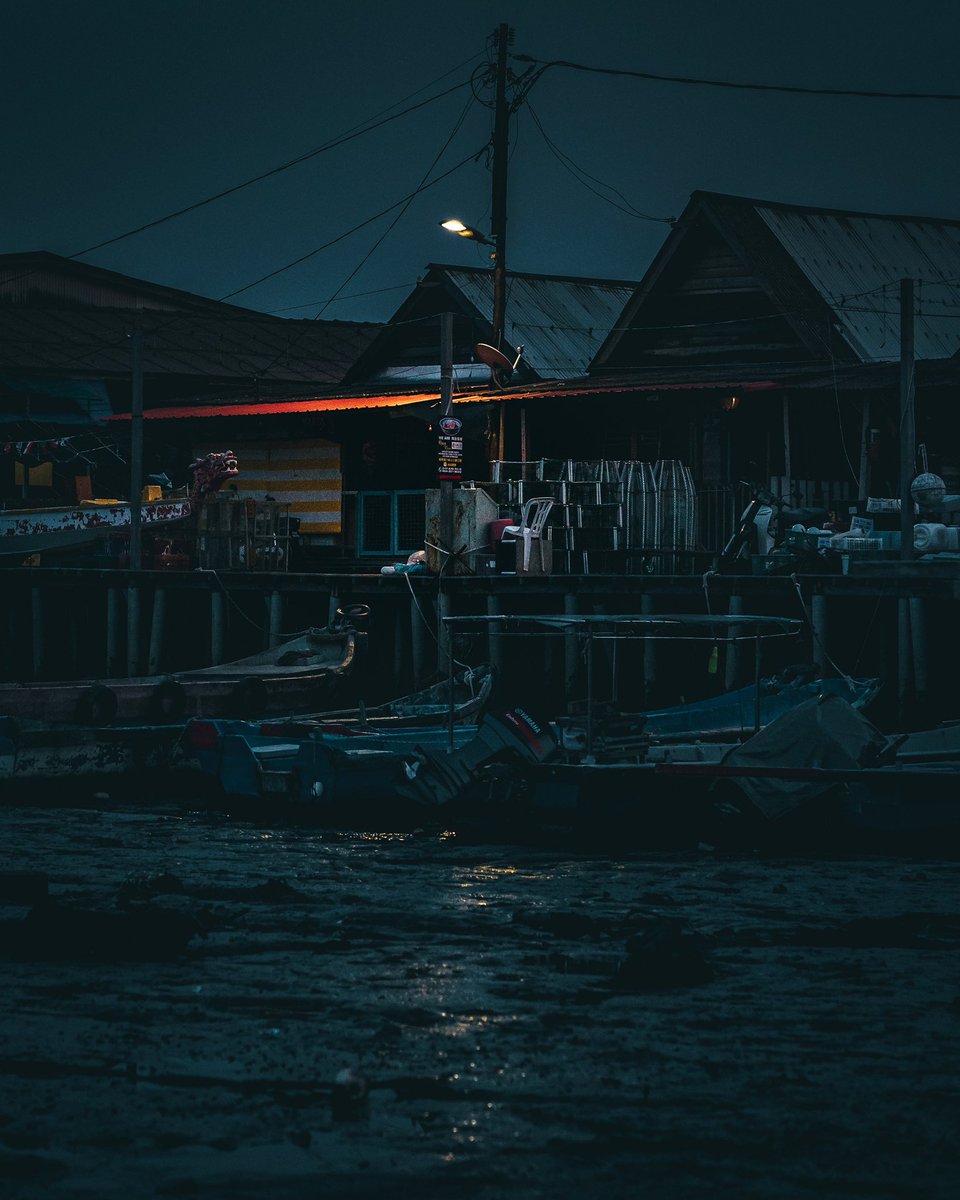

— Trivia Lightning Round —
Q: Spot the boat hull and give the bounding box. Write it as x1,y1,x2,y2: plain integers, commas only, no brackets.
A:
0,629,357,725
0,500,192,556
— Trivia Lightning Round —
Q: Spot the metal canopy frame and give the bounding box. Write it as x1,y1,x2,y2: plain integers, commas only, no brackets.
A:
439,612,804,752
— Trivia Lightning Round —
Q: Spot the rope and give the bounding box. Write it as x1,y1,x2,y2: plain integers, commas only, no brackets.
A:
789,573,857,689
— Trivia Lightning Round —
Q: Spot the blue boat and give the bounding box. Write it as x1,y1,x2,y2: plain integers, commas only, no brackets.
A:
184,716,479,823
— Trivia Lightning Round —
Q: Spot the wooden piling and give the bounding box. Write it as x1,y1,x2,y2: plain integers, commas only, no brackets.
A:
486,593,504,678
909,595,927,708
148,587,166,676
812,593,828,673
269,590,283,648
725,594,744,690
437,589,452,677
641,591,657,698
898,597,912,722
31,587,43,679
106,587,122,676
126,585,141,677
410,588,430,688
211,588,225,666
563,592,579,712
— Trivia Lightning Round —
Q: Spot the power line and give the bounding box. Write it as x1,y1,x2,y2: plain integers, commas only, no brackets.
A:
512,54,960,101
313,90,480,319
0,60,483,294
526,102,674,224
217,147,485,302
265,282,415,313
70,80,476,261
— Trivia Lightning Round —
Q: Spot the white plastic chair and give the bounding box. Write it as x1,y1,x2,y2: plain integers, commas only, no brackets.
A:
501,496,554,571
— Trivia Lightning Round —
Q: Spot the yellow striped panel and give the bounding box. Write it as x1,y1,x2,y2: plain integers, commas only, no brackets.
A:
194,439,342,534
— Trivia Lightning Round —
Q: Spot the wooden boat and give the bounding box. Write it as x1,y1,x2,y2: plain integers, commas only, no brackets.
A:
293,664,494,728
0,626,358,726
0,498,192,558
0,715,195,790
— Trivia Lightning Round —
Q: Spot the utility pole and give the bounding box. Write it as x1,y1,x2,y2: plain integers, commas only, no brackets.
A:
439,311,455,560
491,22,511,349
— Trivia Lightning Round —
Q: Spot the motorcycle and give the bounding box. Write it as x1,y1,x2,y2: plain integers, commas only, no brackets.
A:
718,483,830,572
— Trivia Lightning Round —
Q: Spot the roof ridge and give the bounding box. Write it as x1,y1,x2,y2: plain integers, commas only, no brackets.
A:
692,189,960,227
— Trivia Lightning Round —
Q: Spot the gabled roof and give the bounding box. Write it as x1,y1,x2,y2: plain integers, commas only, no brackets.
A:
594,191,960,367
349,263,638,384
0,307,382,386
440,264,639,378
0,250,263,314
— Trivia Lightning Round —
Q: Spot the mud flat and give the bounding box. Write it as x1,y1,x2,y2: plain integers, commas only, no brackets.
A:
1,797,959,1199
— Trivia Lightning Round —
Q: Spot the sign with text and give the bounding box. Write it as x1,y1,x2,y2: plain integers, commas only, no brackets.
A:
437,415,463,481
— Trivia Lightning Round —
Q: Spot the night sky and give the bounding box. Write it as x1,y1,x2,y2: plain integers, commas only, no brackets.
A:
4,1,960,324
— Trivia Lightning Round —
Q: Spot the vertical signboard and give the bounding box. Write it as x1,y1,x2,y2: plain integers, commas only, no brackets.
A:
437,415,463,481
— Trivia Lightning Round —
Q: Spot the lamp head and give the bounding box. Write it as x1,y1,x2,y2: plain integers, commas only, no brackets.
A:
440,218,492,246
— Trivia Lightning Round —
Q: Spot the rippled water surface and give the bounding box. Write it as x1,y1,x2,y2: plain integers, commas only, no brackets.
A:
2,797,959,1198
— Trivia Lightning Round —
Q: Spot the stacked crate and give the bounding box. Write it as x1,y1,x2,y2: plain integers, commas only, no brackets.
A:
479,459,696,574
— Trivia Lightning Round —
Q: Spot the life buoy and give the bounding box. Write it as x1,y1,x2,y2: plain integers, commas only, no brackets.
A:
149,679,187,722
76,684,118,726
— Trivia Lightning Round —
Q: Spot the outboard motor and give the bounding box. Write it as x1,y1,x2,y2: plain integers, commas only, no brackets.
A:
400,706,558,808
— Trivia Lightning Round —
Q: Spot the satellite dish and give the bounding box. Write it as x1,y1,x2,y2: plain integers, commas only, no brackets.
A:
474,343,524,389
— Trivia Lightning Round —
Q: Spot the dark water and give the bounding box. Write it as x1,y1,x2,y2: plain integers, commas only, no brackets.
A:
2,796,960,1199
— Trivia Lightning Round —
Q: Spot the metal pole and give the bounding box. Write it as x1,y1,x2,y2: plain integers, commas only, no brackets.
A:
900,278,915,561
129,329,144,571
447,615,455,754
439,312,455,570
491,22,510,348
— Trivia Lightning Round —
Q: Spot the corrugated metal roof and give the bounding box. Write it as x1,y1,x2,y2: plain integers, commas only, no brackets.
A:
108,377,783,421
0,308,382,384
108,392,444,420
754,203,960,361
441,267,637,378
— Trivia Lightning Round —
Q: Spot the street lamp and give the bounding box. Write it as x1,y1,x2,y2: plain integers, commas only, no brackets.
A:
440,216,507,354
439,218,493,247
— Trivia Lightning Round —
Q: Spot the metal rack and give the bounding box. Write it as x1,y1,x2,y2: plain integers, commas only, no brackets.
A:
196,496,294,571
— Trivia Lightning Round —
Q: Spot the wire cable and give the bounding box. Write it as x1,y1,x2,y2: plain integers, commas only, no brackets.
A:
526,102,674,224
217,147,484,303
512,54,960,101
313,90,480,319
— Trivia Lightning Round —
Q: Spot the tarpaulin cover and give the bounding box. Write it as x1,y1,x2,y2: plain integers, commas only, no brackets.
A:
720,694,887,820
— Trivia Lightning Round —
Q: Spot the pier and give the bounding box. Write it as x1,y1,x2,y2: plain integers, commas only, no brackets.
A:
4,562,957,727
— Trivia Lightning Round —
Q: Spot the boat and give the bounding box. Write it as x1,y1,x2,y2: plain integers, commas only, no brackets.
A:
623,669,879,741
294,663,494,727
0,625,359,726
0,715,197,793
0,498,193,558
447,695,960,852
183,715,482,824
180,665,496,817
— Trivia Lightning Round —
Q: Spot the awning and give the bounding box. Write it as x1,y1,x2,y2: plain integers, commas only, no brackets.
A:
106,378,780,422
